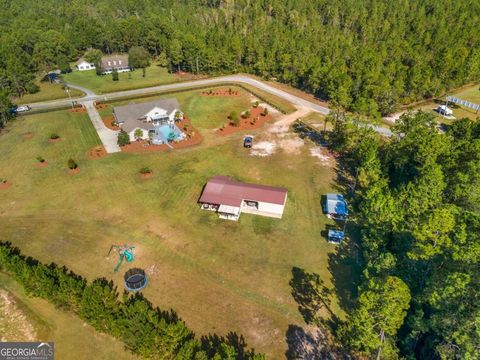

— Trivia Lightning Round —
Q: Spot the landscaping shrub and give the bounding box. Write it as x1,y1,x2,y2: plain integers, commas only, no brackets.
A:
139,166,152,174
112,69,119,81
49,133,60,140
67,158,78,170
229,111,240,126
261,107,269,116
253,101,260,108
117,130,130,146
134,128,143,140
36,156,45,163
0,242,264,359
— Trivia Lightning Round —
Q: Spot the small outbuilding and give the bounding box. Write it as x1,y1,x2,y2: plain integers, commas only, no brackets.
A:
76,58,95,71
437,105,453,116
324,193,348,220
199,176,288,221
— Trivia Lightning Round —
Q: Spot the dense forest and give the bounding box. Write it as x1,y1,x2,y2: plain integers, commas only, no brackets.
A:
329,112,480,359
0,0,479,117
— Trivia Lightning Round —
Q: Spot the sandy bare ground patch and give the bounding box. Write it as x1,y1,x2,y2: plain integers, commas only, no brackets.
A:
251,141,277,157
278,137,305,155
310,146,335,166
267,107,311,136
250,107,310,157
0,289,37,341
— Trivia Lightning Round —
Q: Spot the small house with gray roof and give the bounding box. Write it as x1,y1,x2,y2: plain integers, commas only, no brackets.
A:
113,98,185,144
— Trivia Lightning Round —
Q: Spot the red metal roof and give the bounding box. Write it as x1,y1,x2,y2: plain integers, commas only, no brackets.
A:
199,176,288,207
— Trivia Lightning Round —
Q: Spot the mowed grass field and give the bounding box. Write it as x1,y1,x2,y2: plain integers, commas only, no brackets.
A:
0,274,137,360
0,103,353,358
63,65,199,94
99,86,254,130
14,81,84,105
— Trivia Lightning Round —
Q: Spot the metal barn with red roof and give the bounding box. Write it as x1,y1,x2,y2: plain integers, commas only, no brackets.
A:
199,176,288,221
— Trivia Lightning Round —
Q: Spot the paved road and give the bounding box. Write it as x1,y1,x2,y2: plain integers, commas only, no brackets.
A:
67,83,96,97
27,75,392,137
84,101,120,153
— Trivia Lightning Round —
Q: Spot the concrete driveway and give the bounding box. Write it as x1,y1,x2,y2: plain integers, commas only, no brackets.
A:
83,101,120,153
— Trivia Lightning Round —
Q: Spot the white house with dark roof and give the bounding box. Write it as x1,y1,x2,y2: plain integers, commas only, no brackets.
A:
113,98,185,144
76,58,95,71
76,54,130,73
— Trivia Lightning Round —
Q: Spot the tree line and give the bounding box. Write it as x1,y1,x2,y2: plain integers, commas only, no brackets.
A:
0,242,264,360
1,0,479,118
327,112,480,359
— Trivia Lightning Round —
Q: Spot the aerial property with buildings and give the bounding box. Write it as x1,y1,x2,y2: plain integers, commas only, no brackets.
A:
76,54,130,74
113,98,185,144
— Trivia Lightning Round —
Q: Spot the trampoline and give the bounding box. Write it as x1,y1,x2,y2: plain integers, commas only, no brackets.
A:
124,268,148,292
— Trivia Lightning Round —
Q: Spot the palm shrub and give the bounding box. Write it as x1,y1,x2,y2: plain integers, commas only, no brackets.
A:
36,156,45,163
139,166,152,174
229,111,240,126
68,158,78,170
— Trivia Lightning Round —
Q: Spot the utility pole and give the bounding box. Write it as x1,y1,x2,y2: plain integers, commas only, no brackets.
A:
65,85,73,109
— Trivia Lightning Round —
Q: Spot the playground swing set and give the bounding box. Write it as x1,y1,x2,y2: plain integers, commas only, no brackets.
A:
107,244,135,272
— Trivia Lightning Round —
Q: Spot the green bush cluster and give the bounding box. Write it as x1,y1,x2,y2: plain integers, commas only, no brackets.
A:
117,130,130,147
0,242,264,360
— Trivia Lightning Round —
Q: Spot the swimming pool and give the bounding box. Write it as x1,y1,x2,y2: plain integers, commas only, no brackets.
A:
152,124,183,144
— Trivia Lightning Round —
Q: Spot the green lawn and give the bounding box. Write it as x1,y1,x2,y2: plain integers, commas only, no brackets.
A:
63,66,194,94
0,273,137,360
101,86,253,130
0,107,354,358
14,81,84,105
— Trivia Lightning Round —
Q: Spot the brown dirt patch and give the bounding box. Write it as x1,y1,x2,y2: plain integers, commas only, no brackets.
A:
102,115,120,130
48,137,62,143
139,172,154,180
35,161,49,168
88,146,107,159
201,88,241,97
22,132,33,140
0,182,12,189
68,167,80,175
121,117,202,153
94,102,109,110
171,117,203,149
174,71,206,82
69,107,86,113
216,107,273,136
121,141,170,153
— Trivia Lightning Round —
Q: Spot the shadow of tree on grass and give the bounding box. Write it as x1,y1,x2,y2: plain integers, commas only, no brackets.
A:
201,332,261,359
289,267,340,328
285,324,347,360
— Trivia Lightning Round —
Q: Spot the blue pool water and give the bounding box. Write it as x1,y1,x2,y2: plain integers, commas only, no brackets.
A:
158,125,178,139
151,124,183,144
